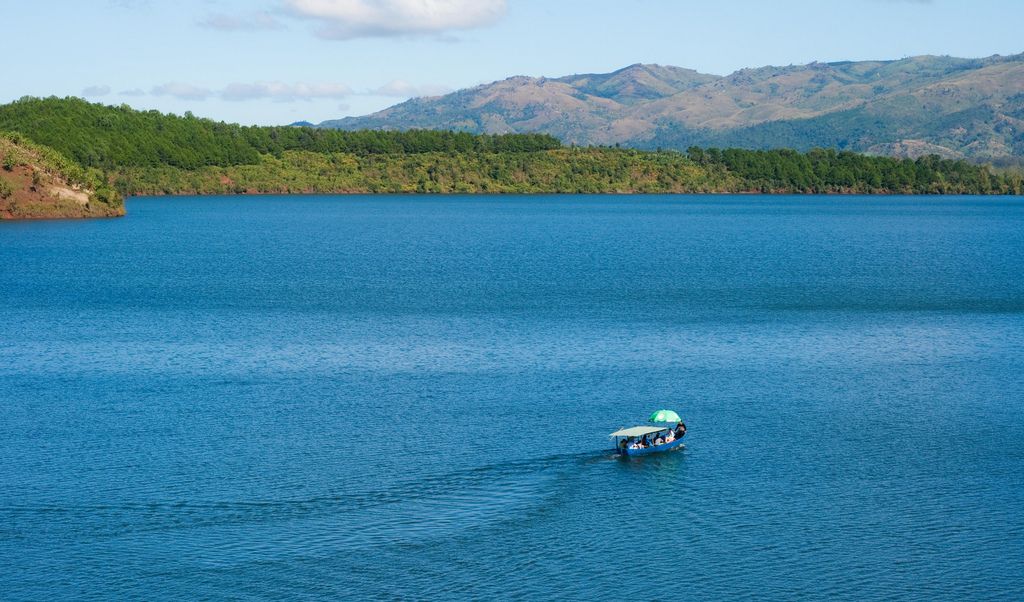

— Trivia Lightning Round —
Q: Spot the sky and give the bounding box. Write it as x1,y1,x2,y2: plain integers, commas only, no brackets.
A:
4,0,1023,126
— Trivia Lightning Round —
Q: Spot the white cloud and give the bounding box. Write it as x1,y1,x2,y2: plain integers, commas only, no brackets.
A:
199,11,284,31
284,0,506,40
107,0,154,8
368,80,452,97
82,85,111,97
134,81,356,103
221,82,353,101
151,82,214,101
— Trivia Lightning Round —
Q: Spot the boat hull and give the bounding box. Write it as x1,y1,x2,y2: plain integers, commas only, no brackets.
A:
616,435,685,457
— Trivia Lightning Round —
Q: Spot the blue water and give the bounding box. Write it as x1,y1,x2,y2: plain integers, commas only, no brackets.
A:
2,195,1023,600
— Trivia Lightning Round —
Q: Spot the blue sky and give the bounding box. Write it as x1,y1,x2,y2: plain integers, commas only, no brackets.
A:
5,0,1022,125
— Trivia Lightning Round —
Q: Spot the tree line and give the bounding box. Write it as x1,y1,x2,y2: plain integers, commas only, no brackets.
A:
0,97,562,170
686,147,1021,194
0,97,1020,196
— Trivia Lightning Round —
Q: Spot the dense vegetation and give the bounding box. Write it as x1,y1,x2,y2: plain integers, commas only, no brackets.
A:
687,147,1021,195
0,97,561,170
0,97,1020,219
111,146,1021,197
113,148,731,196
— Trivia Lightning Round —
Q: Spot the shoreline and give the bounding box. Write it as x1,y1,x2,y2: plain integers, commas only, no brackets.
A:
126,188,1024,199
5,190,1022,222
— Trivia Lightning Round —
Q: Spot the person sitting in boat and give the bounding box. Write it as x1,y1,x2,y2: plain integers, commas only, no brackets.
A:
674,421,687,439
653,434,665,445
665,430,675,443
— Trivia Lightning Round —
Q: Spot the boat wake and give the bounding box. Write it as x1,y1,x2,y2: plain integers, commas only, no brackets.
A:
4,451,607,570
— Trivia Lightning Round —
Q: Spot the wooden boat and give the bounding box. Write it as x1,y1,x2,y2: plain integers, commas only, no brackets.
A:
610,425,686,457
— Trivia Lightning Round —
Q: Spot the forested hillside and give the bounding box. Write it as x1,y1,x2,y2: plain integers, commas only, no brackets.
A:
0,97,1019,219
0,97,561,170
685,148,1014,194
112,146,1020,197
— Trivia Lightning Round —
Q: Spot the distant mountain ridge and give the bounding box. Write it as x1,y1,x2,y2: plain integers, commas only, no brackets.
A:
318,54,1024,161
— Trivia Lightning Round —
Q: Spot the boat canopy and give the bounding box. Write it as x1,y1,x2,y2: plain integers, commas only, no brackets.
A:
609,426,669,438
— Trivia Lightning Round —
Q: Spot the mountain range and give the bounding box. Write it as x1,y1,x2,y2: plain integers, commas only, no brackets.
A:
316,54,1024,162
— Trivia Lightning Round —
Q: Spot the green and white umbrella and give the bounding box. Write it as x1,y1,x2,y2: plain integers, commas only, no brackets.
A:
649,409,682,423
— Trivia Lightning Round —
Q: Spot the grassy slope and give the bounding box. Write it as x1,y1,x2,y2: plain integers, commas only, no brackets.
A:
0,133,123,219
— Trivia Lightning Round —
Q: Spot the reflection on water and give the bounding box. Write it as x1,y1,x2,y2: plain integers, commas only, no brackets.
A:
614,445,687,468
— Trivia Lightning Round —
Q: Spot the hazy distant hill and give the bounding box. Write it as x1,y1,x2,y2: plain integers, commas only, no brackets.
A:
319,54,1024,162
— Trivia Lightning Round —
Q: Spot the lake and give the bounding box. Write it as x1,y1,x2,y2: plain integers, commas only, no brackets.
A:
2,195,1023,600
